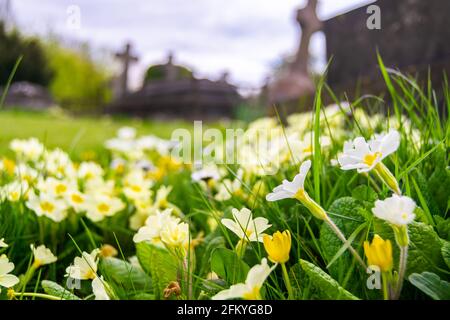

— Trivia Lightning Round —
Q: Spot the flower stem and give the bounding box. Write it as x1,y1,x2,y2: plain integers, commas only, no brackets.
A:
281,263,294,300
393,245,408,300
381,272,390,300
325,217,367,270
15,292,65,300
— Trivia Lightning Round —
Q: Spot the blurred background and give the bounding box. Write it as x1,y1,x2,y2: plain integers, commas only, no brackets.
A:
0,0,448,126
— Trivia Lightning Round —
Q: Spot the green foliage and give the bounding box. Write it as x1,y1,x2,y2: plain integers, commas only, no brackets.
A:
408,272,450,300
135,242,178,299
210,247,250,285
100,257,152,294
299,259,359,300
0,23,52,86
41,280,81,300
45,42,112,110
144,64,192,83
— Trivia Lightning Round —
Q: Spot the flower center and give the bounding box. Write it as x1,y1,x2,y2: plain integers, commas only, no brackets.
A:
40,201,55,213
72,194,84,203
363,152,381,166
131,185,142,192
97,203,110,214
243,286,261,300
55,184,67,194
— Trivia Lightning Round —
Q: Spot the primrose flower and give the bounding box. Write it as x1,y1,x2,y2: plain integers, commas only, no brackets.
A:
85,195,125,222
0,158,15,176
0,255,20,292
338,130,400,173
78,162,104,181
10,138,45,161
221,208,271,243
364,235,393,273
65,249,100,280
66,190,88,213
92,276,111,300
266,160,311,202
266,160,327,220
30,244,57,268
38,177,76,198
123,171,153,202
0,238,7,248
263,230,291,264
160,220,190,249
212,258,275,300
372,195,416,227
1,180,29,202
133,209,176,244
26,192,68,222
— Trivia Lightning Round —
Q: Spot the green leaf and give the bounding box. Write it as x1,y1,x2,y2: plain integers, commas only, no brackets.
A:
41,280,81,300
100,257,152,292
135,242,178,299
299,259,359,300
351,185,378,203
211,247,250,284
320,197,366,282
427,150,450,214
442,241,450,270
435,215,450,241
408,272,450,300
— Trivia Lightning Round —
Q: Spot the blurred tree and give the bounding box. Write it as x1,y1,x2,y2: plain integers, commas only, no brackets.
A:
45,41,112,111
0,21,53,86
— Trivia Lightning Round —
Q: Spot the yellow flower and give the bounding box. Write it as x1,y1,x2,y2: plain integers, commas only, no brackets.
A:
363,234,393,272
263,230,291,264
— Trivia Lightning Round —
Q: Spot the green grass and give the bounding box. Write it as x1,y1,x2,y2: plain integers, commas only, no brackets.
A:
0,109,197,159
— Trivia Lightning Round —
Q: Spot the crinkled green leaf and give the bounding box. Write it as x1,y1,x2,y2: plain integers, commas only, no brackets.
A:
211,247,249,284
441,241,450,270
435,215,450,241
41,280,81,300
427,150,450,214
351,185,378,203
320,197,366,283
299,259,359,300
408,272,450,300
135,242,178,299
100,257,152,292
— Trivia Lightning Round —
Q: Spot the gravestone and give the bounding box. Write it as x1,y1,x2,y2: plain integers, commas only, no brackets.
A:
106,52,241,119
0,81,55,109
324,0,450,98
267,0,321,106
114,42,138,98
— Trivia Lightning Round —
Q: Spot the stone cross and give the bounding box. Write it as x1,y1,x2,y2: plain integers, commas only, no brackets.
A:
115,42,138,97
294,0,322,74
267,0,322,104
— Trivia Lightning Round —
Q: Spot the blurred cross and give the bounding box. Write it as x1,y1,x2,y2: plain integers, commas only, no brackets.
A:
294,0,322,74
115,42,138,97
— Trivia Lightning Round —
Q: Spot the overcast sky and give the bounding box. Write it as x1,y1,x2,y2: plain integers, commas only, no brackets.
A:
8,0,371,91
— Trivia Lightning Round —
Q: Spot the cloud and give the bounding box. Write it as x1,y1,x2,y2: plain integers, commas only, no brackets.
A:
10,0,370,89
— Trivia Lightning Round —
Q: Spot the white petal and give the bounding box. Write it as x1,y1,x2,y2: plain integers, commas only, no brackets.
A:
0,274,19,287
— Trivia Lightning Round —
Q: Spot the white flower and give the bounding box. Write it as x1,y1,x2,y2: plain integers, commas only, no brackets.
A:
30,244,57,267
66,190,88,213
78,162,104,181
0,180,29,202
117,127,137,140
0,238,8,248
160,220,190,249
10,138,44,161
0,255,20,291
214,178,242,201
65,249,99,280
221,208,271,242
37,177,76,198
123,171,153,202
85,195,125,222
212,258,275,300
92,276,111,300
26,192,68,222
338,130,400,173
191,165,222,182
153,185,173,209
372,194,416,226
44,148,76,178
133,209,176,244
266,160,311,201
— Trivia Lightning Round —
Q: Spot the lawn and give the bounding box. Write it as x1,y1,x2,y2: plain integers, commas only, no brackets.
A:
0,109,197,159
